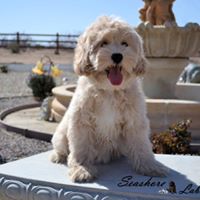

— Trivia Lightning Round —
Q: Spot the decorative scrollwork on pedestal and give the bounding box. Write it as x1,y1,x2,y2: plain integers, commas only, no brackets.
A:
0,176,129,200
100,195,126,200
29,186,63,200
64,191,97,200
0,177,30,200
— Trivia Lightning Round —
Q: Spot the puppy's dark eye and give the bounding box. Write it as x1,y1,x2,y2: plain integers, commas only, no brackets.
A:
121,42,128,47
100,41,108,47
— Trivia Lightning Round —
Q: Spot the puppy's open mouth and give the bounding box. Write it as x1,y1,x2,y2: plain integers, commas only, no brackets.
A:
105,65,123,86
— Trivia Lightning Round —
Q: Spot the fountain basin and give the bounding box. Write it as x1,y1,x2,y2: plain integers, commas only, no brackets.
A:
136,23,200,58
51,85,200,141
51,84,76,122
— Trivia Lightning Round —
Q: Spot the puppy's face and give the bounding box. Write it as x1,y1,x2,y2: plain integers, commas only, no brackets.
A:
74,16,146,90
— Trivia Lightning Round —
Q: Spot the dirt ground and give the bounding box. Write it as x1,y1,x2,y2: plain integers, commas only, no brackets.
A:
0,48,74,65
0,47,199,65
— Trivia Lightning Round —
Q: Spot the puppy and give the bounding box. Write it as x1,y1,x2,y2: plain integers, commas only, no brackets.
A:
50,16,168,182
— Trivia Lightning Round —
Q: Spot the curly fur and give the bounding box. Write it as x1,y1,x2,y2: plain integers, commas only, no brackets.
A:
50,16,168,182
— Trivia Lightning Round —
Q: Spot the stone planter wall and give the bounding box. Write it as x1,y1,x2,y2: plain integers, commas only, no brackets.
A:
147,99,200,140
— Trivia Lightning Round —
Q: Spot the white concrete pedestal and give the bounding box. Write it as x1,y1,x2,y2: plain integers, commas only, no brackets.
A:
0,151,200,200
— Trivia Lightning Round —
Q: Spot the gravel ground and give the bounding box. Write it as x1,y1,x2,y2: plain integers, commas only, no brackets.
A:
0,70,77,164
0,96,53,163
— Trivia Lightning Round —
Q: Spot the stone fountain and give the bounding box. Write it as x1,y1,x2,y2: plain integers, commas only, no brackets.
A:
51,0,200,139
2,0,199,148
137,0,200,98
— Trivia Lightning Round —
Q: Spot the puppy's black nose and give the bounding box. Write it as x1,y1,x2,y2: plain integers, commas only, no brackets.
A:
111,53,123,64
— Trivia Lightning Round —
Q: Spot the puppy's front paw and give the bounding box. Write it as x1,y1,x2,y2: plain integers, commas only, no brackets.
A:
135,160,169,177
49,150,67,164
69,165,97,183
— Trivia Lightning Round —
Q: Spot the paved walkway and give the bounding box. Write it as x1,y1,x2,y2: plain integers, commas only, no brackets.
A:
3,107,58,135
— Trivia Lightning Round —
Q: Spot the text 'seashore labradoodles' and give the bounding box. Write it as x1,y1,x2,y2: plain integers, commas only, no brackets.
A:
50,16,168,182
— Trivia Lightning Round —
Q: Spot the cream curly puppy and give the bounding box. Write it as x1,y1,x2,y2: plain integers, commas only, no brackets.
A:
50,16,168,182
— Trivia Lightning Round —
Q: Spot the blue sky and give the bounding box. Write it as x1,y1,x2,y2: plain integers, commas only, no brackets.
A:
1,0,200,34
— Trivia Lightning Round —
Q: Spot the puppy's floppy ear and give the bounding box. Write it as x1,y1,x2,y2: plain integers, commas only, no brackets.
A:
133,32,147,76
74,34,93,76
133,56,147,76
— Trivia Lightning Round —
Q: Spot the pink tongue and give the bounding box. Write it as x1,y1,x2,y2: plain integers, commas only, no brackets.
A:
108,67,123,85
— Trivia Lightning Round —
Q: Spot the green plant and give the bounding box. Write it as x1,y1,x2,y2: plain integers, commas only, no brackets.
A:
27,73,56,101
27,55,62,101
151,119,192,154
0,65,8,73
